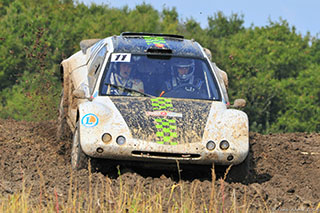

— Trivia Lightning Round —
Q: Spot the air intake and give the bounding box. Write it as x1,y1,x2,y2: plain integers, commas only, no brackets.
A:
132,151,200,159
146,47,172,54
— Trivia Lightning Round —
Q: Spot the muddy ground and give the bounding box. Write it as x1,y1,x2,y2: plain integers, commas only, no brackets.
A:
0,119,319,211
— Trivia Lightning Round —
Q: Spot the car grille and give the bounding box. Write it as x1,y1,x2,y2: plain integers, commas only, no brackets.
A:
131,151,201,159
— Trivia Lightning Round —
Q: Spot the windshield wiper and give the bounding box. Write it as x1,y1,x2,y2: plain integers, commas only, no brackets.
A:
105,83,153,97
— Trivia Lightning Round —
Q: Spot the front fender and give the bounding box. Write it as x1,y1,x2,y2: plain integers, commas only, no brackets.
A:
77,98,131,156
203,105,249,164
215,109,249,143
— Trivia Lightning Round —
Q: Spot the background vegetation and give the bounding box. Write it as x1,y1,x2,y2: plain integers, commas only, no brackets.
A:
0,0,319,133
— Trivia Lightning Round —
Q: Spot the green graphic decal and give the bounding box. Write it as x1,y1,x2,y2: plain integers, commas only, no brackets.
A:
151,98,178,145
151,97,173,111
143,36,168,47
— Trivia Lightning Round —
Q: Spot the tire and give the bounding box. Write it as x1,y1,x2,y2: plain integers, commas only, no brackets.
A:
57,90,71,140
71,122,88,170
226,152,251,183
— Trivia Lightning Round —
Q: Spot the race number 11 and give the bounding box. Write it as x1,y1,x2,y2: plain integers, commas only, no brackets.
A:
111,53,131,62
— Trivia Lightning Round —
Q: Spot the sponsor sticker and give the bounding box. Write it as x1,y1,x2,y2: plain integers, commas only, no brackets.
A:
143,36,168,48
81,113,99,127
146,111,182,118
90,91,98,100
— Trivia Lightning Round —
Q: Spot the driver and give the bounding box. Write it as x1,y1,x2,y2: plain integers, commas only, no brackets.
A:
111,62,144,94
164,59,203,93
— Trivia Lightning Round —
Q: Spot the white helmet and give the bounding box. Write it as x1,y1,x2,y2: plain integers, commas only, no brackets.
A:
172,59,195,81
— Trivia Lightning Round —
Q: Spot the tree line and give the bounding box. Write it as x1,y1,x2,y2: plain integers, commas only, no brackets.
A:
0,0,319,133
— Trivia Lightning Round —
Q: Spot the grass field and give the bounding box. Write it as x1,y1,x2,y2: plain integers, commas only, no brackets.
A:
0,164,271,213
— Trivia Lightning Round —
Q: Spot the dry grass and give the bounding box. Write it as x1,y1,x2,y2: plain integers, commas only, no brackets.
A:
0,163,272,213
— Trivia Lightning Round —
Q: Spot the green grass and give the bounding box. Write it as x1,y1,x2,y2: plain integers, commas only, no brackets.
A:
0,164,272,213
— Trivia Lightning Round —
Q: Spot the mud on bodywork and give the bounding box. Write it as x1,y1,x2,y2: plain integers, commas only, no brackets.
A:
112,35,204,58
59,32,249,167
203,104,249,165
77,96,248,165
110,97,211,144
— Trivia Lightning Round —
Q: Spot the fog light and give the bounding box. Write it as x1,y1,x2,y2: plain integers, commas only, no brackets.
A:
116,136,126,145
220,140,230,150
206,141,216,150
227,154,234,161
102,133,112,143
97,147,104,153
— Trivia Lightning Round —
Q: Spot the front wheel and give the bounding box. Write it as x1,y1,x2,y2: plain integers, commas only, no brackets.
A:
71,122,88,170
57,90,71,140
226,152,251,183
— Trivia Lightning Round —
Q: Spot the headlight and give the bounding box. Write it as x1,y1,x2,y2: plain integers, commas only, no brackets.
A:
116,136,126,145
102,133,112,143
219,140,229,150
206,141,216,150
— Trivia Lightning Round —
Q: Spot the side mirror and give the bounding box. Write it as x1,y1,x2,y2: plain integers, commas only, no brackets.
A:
232,99,246,108
73,89,87,99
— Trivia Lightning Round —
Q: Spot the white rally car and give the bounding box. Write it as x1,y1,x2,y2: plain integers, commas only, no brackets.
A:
58,32,249,176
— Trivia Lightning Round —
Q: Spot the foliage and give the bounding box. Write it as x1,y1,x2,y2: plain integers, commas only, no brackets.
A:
204,12,245,64
207,11,245,39
160,7,179,34
1,71,60,121
270,65,320,132
0,0,319,133
0,0,77,120
214,20,314,132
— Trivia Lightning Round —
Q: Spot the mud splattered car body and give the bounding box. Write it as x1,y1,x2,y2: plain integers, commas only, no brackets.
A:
59,32,249,170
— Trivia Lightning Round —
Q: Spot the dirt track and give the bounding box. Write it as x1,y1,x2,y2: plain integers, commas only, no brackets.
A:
0,119,319,211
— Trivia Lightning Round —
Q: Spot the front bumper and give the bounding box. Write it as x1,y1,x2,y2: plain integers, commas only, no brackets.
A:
81,136,248,166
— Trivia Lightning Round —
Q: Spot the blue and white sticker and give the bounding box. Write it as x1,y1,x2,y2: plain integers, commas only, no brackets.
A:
81,113,99,127
111,53,131,62
92,91,98,98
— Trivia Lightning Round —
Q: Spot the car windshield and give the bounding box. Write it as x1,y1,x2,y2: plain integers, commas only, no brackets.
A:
99,53,221,100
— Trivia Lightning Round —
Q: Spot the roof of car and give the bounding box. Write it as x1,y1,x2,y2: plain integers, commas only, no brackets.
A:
110,32,205,58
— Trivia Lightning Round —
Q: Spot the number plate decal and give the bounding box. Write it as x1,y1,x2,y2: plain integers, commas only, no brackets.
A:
111,53,131,62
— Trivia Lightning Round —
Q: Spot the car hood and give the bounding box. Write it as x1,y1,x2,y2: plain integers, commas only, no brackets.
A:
108,96,215,145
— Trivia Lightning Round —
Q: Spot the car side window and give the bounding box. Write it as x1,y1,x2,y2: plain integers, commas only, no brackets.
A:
88,45,107,93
